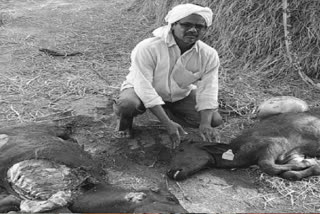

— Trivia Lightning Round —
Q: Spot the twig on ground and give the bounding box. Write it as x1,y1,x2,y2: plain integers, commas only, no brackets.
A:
39,48,83,57
9,105,23,122
175,182,191,202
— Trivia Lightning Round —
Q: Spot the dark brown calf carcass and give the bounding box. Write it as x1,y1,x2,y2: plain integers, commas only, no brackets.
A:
168,109,320,181
0,122,186,213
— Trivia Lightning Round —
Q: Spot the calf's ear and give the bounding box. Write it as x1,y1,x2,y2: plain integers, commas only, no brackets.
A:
202,143,230,157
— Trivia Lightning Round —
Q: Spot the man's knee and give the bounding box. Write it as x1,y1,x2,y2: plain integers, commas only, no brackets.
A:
211,111,223,127
113,99,137,116
113,88,145,117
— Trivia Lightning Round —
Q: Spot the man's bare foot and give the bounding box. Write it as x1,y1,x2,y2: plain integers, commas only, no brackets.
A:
113,119,133,139
113,130,133,139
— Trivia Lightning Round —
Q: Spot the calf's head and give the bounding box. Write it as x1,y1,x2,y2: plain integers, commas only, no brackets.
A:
167,141,216,180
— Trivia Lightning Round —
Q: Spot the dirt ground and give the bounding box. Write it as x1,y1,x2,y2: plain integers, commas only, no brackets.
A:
0,0,319,212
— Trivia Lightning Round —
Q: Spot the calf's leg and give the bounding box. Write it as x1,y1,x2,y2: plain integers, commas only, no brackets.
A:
256,139,316,175
280,164,320,180
259,157,316,176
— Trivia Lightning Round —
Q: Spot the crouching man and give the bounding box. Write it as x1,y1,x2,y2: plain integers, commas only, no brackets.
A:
113,3,222,148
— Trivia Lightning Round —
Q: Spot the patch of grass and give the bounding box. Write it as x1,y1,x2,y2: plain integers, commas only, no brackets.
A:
259,173,320,211
0,0,146,124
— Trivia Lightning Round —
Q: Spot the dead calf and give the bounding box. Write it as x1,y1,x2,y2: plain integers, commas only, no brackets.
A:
168,109,320,181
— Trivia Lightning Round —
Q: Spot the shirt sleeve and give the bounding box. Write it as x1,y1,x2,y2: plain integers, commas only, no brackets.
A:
195,50,220,111
126,41,165,108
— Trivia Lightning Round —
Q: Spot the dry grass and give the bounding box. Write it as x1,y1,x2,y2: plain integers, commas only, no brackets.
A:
0,0,145,124
259,173,320,211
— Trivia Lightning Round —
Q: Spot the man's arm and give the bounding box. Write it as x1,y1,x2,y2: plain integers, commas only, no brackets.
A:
199,109,217,142
195,50,220,112
127,40,165,108
196,49,221,142
200,109,214,126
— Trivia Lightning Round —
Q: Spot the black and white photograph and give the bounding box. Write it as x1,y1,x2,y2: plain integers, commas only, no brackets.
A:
0,0,319,213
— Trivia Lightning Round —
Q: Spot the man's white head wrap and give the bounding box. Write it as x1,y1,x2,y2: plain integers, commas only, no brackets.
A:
153,3,213,39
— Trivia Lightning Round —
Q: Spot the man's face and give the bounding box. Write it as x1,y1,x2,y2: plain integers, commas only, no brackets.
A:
171,14,207,46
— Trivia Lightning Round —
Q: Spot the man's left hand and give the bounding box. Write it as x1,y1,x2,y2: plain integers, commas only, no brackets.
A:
199,124,219,143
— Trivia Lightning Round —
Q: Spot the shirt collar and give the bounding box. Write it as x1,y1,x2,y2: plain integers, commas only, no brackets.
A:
166,32,176,47
165,32,200,53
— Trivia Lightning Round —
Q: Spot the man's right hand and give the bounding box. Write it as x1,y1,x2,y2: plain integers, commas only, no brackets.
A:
149,105,187,149
165,120,187,149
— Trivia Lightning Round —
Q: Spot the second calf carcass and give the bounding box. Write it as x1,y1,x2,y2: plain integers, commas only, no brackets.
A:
168,108,320,181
